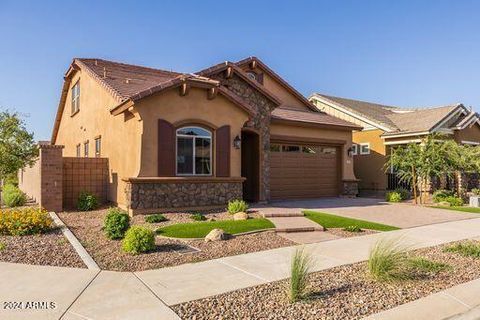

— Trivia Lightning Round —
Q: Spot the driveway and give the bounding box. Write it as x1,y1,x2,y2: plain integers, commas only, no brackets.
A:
255,197,479,228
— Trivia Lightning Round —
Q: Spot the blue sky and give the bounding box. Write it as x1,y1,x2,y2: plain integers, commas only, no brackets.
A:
1,0,480,140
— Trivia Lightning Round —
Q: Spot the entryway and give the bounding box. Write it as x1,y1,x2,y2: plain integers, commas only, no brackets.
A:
241,130,260,202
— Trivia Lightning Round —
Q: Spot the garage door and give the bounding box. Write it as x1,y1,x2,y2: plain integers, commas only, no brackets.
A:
270,143,339,199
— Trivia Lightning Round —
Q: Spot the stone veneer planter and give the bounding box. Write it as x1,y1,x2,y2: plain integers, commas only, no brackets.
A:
123,177,245,215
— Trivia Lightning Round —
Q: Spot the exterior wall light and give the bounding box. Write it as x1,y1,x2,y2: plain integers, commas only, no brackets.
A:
233,135,241,149
347,146,354,157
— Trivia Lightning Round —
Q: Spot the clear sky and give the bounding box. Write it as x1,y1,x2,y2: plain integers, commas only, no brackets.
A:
1,0,479,140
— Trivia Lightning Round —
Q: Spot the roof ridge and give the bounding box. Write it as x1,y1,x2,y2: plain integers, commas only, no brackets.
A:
74,58,182,75
314,93,399,110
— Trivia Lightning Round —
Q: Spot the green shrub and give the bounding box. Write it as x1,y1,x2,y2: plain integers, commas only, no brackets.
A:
432,189,454,203
343,225,362,233
367,238,409,281
288,247,312,303
407,257,450,274
2,184,26,207
0,207,52,236
103,207,130,239
445,196,463,207
190,213,206,221
385,191,402,203
77,192,98,211
0,242,5,251
472,188,480,196
4,173,18,187
395,188,411,200
122,226,155,254
227,199,249,214
145,213,167,223
445,241,480,258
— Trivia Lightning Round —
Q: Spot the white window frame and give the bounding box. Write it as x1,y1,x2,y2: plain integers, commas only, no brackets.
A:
71,80,80,115
351,144,358,155
76,144,81,157
176,126,212,176
84,141,89,158
95,137,101,157
359,143,370,155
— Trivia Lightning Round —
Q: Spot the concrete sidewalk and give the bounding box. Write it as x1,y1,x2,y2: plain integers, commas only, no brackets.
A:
2,218,480,319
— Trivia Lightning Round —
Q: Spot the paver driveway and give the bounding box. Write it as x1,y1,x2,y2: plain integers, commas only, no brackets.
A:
256,197,478,228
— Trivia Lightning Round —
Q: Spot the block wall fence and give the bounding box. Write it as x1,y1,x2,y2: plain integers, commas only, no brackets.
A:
18,144,108,212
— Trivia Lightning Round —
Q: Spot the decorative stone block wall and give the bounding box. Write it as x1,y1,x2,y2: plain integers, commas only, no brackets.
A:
342,180,359,197
124,177,244,214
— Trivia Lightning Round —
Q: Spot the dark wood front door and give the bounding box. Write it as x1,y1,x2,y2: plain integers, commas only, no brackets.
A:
241,130,260,202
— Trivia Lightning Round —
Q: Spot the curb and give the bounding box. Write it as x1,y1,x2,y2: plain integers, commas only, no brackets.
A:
49,212,100,270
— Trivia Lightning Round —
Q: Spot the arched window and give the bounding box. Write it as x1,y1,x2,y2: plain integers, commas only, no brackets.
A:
176,126,212,175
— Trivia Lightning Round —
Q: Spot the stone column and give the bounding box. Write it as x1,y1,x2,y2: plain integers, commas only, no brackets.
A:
39,144,64,212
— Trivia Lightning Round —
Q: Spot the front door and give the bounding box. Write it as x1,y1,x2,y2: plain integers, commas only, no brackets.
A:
241,130,260,202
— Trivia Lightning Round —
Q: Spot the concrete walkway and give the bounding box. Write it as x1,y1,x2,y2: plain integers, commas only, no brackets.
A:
2,218,480,319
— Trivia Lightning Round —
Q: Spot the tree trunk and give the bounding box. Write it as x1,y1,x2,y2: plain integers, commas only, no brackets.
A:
412,166,418,205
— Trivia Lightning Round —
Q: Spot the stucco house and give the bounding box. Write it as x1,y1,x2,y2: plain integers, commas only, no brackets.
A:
51,57,360,214
309,93,480,194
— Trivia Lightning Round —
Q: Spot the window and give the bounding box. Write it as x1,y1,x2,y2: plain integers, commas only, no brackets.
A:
302,146,316,154
84,141,89,157
95,137,101,157
246,72,257,81
76,144,81,157
176,126,212,175
360,143,370,155
282,145,301,152
318,147,337,154
71,80,80,115
351,144,358,155
270,144,281,152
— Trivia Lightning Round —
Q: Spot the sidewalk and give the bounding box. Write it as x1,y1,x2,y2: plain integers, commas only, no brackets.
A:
1,218,480,319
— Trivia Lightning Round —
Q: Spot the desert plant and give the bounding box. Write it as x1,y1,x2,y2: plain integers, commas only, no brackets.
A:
0,207,52,236
103,207,130,239
385,191,402,203
432,189,454,203
227,199,249,214
472,188,480,196
445,196,464,207
367,237,410,281
0,242,5,251
122,226,155,254
445,241,480,258
343,225,362,233
190,213,206,221
2,184,26,207
77,192,98,211
287,247,312,303
145,213,167,223
407,257,450,274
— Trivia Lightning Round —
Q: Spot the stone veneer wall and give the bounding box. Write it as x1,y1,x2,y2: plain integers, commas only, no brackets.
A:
342,180,359,197
210,72,276,201
124,178,244,214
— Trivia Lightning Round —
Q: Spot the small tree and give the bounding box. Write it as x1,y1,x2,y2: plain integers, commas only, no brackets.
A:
0,111,38,204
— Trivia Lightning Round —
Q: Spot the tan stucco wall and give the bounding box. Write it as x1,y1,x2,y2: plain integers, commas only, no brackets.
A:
18,160,41,203
352,129,387,191
135,87,251,177
54,70,142,207
270,123,356,181
454,124,480,144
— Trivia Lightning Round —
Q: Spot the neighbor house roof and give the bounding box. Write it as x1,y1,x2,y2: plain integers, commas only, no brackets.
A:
311,93,473,137
271,107,362,130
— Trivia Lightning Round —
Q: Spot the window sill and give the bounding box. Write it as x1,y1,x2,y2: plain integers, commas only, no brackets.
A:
71,110,80,117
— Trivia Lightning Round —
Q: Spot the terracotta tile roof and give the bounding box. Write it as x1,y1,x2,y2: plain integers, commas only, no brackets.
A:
272,107,362,130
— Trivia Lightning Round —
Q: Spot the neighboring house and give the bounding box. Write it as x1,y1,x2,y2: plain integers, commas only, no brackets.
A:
309,93,480,194
51,57,361,214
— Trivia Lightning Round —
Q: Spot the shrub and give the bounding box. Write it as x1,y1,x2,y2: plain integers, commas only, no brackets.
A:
103,207,130,239
367,238,410,282
288,247,312,303
2,184,26,207
145,213,167,223
432,189,454,203
445,196,464,207
0,242,5,251
343,225,362,233
407,257,450,274
190,213,206,221
77,192,98,211
0,207,52,236
122,226,155,254
445,241,480,258
227,199,249,214
385,191,402,203
395,188,411,200
472,188,480,196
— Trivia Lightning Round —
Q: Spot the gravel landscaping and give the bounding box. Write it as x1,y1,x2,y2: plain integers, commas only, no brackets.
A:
0,227,86,268
174,240,480,320
58,208,294,271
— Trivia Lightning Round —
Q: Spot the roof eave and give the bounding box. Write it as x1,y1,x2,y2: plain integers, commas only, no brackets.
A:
271,117,362,131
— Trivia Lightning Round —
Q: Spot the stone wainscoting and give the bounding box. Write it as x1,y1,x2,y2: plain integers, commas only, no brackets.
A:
342,179,359,197
123,177,245,215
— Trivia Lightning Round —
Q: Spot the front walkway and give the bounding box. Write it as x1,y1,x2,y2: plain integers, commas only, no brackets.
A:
2,218,480,319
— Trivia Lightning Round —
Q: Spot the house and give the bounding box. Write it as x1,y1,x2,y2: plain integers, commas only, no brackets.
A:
309,93,480,194
51,57,361,214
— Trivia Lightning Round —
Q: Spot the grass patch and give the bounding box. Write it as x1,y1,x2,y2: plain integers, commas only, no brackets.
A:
303,211,399,231
444,241,480,258
288,247,312,303
0,242,5,251
407,257,450,274
156,218,274,238
432,206,480,214
367,237,410,282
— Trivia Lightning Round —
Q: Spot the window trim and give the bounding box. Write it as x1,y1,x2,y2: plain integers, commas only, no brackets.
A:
175,126,213,176
76,144,81,157
71,80,80,116
84,140,89,158
359,143,370,155
95,136,101,157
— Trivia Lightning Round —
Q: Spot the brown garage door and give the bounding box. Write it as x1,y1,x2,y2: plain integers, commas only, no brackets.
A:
270,143,339,199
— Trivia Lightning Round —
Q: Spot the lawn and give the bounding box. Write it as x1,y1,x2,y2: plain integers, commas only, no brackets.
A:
303,211,399,231
156,218,275,238
432,206,480,214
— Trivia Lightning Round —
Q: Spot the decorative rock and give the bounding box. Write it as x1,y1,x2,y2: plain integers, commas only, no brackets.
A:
205,229,226,242
233,212,248,221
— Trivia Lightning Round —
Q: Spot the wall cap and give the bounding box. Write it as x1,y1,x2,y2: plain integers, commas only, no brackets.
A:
123,176,246,184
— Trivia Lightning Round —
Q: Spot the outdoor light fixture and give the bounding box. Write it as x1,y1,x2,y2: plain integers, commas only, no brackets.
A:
347,146,354,157
233,135,241,149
